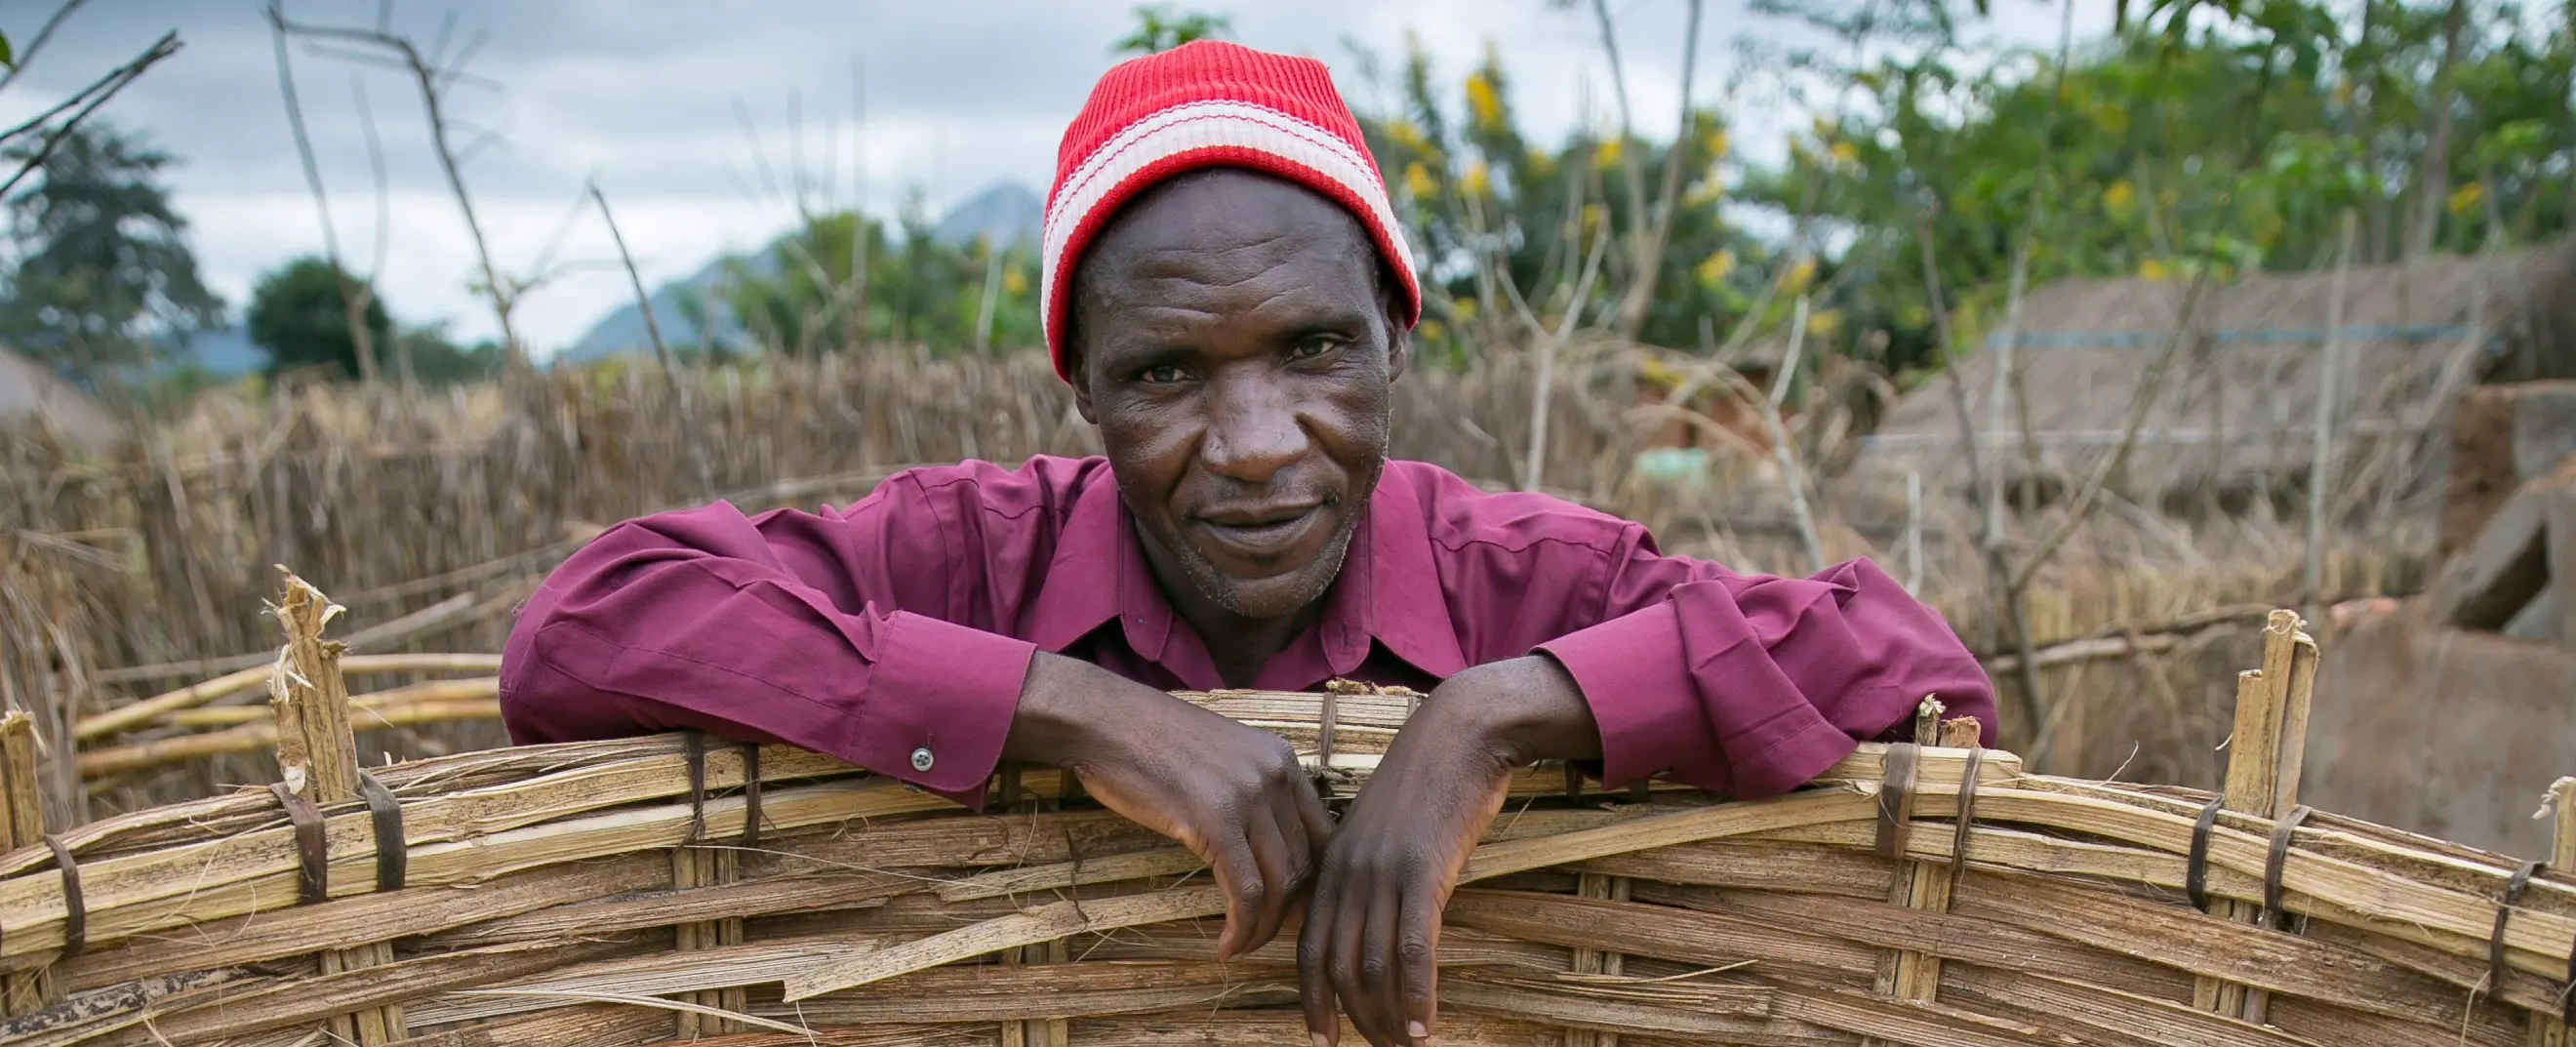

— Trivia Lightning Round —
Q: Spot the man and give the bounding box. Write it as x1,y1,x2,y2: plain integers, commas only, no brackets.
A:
499,39,1992,1047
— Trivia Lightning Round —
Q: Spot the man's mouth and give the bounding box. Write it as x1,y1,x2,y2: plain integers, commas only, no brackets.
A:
1195,501,1325,554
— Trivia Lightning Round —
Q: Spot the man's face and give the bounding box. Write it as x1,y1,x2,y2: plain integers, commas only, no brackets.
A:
1069,169,1410,621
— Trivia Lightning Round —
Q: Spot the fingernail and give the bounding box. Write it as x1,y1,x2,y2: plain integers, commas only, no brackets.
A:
1311,1034,1332,1047
1409,1021,1429,1040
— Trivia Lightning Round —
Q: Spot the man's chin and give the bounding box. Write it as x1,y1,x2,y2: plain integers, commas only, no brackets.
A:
1188,532,1355,620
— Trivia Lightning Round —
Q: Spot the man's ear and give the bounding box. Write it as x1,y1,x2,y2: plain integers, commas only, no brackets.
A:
1066,327,1100,424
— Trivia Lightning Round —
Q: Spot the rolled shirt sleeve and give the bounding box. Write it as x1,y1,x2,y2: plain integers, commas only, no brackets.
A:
1536,523,1994,799
499,476,1035,808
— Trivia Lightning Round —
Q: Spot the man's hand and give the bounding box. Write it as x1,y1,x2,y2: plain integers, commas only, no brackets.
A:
1003,652,1334,960
1298,656,1601,1047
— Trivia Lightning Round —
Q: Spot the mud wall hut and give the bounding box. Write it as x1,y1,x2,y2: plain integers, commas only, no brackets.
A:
1838,239,2576,530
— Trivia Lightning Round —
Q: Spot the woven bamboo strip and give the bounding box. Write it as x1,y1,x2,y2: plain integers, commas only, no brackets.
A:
1,710,55,1014
267,573,404,1044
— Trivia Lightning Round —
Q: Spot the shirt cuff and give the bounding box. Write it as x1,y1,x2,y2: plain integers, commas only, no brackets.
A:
852,611,1036,808
1535,603,1731,791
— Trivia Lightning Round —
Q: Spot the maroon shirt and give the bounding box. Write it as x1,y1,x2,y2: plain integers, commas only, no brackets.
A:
499,456,1994,807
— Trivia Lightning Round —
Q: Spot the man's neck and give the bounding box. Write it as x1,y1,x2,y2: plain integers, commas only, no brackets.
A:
1135,530,1325,690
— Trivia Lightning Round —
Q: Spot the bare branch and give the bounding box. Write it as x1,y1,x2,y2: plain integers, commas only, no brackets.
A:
355,76,390,284
591,181,674,371
732,97,785,212
276,10,523,362
265,0,378,383
1586,0,1651,291
1522,209,1612,492
0,0,93,97
1610,0,1706,340
0,31,181,198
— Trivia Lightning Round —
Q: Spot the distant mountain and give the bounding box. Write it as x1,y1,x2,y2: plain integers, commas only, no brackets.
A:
168,325,265,378
932,181,1044,250
554,251,775,367
560,180,1045,366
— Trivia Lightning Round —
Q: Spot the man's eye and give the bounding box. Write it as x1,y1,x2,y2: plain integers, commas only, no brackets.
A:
1290,338,1343,361
1139,364,1187,384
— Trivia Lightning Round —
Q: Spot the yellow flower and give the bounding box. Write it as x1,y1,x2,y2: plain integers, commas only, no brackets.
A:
1594,138,1624,169
2140,258,2172,282
2448,182,2485,217
1387,120,1429,152
1404,162,1435,200
1419,319,1448,342
1001,266,1028,297
1452,299,1478,322
1702,129,1731,160
1466,71,1503,130
2103,180,2137,217
1783,258,1818,294
1581,202,1607,233
1695,249,1737,288
1807,308,1842,339
1463,160,1491,197
1829,141,1858,166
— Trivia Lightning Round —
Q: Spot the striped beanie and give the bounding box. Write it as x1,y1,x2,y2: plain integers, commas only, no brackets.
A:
1040,39,1422,381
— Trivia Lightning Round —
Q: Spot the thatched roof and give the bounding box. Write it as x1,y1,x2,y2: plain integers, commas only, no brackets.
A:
1840,239,2576,519
0,345,119,451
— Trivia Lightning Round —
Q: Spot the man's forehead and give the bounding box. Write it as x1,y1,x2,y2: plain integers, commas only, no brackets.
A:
1091,169,1374,262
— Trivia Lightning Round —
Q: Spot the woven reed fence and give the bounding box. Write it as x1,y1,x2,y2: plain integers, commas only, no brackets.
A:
1,573,2570,1047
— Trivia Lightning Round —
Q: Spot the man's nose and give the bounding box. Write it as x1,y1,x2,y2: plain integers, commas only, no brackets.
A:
1200,377,1309,484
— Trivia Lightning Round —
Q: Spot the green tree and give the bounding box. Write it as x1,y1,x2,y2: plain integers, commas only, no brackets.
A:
0,123,223,383
1342,35,1779,367
394,322,503,385
247,256,392,381
1113,5,1232,55
720,192,1040,358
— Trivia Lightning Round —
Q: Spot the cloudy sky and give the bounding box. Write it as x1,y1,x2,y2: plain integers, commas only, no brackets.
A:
0,0,2107,360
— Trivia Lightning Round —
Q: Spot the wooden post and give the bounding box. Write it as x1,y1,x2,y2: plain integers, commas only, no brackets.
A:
2534,777,2574,1047
2194,610,2318,1023
1860,701,1981,1047
1,710,58,1015
673,839,746,1038
268,570,405,1044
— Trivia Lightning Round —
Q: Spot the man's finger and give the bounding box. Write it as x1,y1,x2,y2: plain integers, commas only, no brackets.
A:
1240,812,1298,952
1210,832,1268,960
1356,879,1406,1047
1299,880,1342,1047
1329,874,1387,1047
1398,878,1442,1045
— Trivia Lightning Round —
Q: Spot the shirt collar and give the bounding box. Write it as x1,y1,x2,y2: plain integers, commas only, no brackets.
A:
1023,461,1469,681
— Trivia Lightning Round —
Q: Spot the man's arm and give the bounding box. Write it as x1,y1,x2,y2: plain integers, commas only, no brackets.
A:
1534,525,1996,797
498,478,1033,805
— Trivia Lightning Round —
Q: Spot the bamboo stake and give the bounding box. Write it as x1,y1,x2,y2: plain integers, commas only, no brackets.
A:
2536,777,2574,1047
1859,702,1981,1047
2194,611,2318,1020
1,711,55,1014
268,570,405,1044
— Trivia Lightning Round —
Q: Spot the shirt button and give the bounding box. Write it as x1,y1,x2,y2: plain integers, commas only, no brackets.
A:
909,746,935,773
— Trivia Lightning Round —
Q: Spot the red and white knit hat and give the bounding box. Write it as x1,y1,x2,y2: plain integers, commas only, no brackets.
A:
1040,39,1422,381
